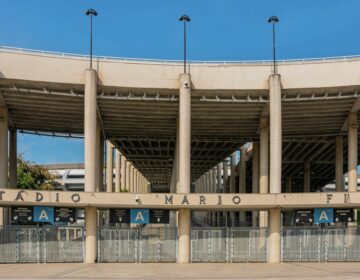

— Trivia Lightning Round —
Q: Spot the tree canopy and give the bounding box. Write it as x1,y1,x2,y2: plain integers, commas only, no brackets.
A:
17,155,57,190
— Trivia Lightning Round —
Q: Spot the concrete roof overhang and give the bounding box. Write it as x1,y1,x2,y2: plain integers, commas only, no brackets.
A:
0,47,359,190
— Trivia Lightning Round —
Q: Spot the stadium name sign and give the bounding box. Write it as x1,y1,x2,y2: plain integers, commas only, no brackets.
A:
0,189,358,209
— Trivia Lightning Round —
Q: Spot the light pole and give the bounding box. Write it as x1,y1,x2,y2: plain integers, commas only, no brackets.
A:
86,8,98,69
267,16,279,74
179,15,191,74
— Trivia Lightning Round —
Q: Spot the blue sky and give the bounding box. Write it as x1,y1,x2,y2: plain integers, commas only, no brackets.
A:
1,0,360,163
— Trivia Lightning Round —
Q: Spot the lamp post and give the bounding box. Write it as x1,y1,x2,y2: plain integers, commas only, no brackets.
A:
267,16,279,74
179,15,191,74
86,8,98,69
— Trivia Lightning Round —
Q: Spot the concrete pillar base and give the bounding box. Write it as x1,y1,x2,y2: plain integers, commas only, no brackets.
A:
268,208,281,263
85,206,97,264
178,209,190,263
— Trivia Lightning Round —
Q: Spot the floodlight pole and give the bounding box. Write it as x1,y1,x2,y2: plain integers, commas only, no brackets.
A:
86,9,98,69
179,15,191,74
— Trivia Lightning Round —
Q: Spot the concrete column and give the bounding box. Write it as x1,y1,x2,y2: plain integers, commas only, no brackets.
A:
84,69,98,263
239,146,247,226
239,146,247,193
269,74,282,194
0,108,8,226
335,136,344,192
268,74,282,263
85,206,97,263
222,160,228,225
129,165,134,193
259,117,269,228
106,141,114,193
252,143,259,227
121,155,126,192
125,160,131,192
115,150,121,192
212,167,217,225
135,170,138,193
9,129,17,188
95,125,103,192
304,161,310,192
268,208,281,263
178,73,191,264
230,152,236,193
217,163,222,226
348,112,358,192
285,177,292,193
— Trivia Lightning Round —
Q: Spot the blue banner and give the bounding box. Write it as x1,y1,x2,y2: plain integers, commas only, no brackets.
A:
34,206,54,223
314,208,333,224
130,209,149,224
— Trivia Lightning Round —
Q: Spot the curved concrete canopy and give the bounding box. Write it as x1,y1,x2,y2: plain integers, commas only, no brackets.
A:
0,47,359,189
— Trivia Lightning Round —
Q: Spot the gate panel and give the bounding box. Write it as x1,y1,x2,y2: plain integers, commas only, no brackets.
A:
17,227,40,263
300,228,320,262
0,226,17,263
327,228,346,261
98,227,137,262
231,228,249,262
249,228,267,262
140,227,177,262
44,226,84,262
282,227,301,261
191,227,227,262
346,227,360,261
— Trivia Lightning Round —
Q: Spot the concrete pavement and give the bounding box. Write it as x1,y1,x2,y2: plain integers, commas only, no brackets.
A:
0,263,359,279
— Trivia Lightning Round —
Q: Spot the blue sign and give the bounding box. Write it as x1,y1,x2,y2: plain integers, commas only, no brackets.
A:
130,209,149,224
34,207,54,223
314,208,333,224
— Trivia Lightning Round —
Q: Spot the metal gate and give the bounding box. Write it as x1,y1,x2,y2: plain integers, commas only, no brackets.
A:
191,227,228,262
98,226,177,263
191,227,268,262
282,226,360,262
0,226,84,263
231,228,267,262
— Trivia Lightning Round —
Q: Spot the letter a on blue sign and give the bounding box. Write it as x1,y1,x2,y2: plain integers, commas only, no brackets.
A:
34,207,54,223
314,208,333,224
130,209,149,224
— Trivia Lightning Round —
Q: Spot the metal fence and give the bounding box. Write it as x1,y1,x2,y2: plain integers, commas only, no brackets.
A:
282,226,360,262
0,226,84,263
191,227,268,262
98,226,177,263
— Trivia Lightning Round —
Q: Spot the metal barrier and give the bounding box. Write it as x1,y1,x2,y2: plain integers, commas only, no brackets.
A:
282,226,360,262
191,227,268,262
98,226,177,263
0,226,84,263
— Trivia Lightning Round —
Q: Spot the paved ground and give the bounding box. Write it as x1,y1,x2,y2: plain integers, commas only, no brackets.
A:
0,263,359,279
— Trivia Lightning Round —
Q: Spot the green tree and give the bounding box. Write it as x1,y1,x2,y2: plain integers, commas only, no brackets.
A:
17,155,57,190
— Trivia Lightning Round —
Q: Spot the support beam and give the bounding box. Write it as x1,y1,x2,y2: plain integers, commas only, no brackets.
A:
84,69,98,264
178,73,191,264
348,112,358,192
106,141,114,193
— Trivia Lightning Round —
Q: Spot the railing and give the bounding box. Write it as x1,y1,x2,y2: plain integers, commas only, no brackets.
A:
0,225,84,263
2,45,360,65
